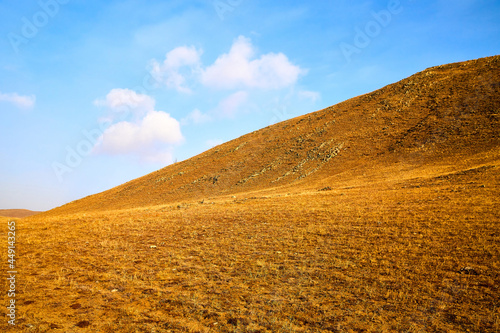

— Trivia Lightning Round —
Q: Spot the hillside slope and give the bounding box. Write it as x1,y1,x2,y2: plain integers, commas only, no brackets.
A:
11,56,500,332
44,55,500,215
0,209,41,218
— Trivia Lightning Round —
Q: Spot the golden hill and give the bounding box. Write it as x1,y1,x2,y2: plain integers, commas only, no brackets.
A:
0,209,40,218
43,55,500,216
4,56,499,332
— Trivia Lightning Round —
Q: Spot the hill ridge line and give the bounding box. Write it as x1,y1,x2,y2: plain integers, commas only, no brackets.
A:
38,55,500,216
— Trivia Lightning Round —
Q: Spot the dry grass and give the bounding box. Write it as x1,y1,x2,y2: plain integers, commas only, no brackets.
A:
1,56,499,332
0,210,41,218
1,154,499,332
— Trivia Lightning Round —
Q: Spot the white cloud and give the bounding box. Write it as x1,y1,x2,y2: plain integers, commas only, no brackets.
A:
95,110,183,155
163,46,201,68
93,89,183,164
201,36,305,90
181,108,211,125
216,91,248,117
94,88,155,115
0,92,36,109
150,46,202,93
150,36,305,93
298,90,320,103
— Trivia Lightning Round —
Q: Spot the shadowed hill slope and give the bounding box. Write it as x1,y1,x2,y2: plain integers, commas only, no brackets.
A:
44,55,500,215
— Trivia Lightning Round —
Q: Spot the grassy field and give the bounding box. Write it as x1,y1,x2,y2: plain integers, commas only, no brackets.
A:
2,56,499,332
0,210,41,219
2,153,499,332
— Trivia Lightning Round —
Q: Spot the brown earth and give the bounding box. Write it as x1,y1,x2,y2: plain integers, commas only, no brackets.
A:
1,55,499,332
0,209,41,218
41,55,500,216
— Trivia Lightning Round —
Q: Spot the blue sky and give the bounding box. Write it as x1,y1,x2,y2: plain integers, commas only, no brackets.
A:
1,0,499,211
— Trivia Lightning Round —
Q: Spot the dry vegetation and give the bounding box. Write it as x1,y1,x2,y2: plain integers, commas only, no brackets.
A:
1,56,499,332
0,210,41,219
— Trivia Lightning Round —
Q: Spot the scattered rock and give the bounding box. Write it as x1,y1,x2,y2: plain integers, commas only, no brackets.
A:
227,317,249,326
458,267,479,275
202,310,219,319
141,288,156,295
75,320,91,328
318,186,332,191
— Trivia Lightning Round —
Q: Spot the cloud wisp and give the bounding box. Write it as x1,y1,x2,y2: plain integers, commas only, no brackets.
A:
94,88,155,116
215,90,248,117
181,109,211,125
0,92,36,109
150,46,202,93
